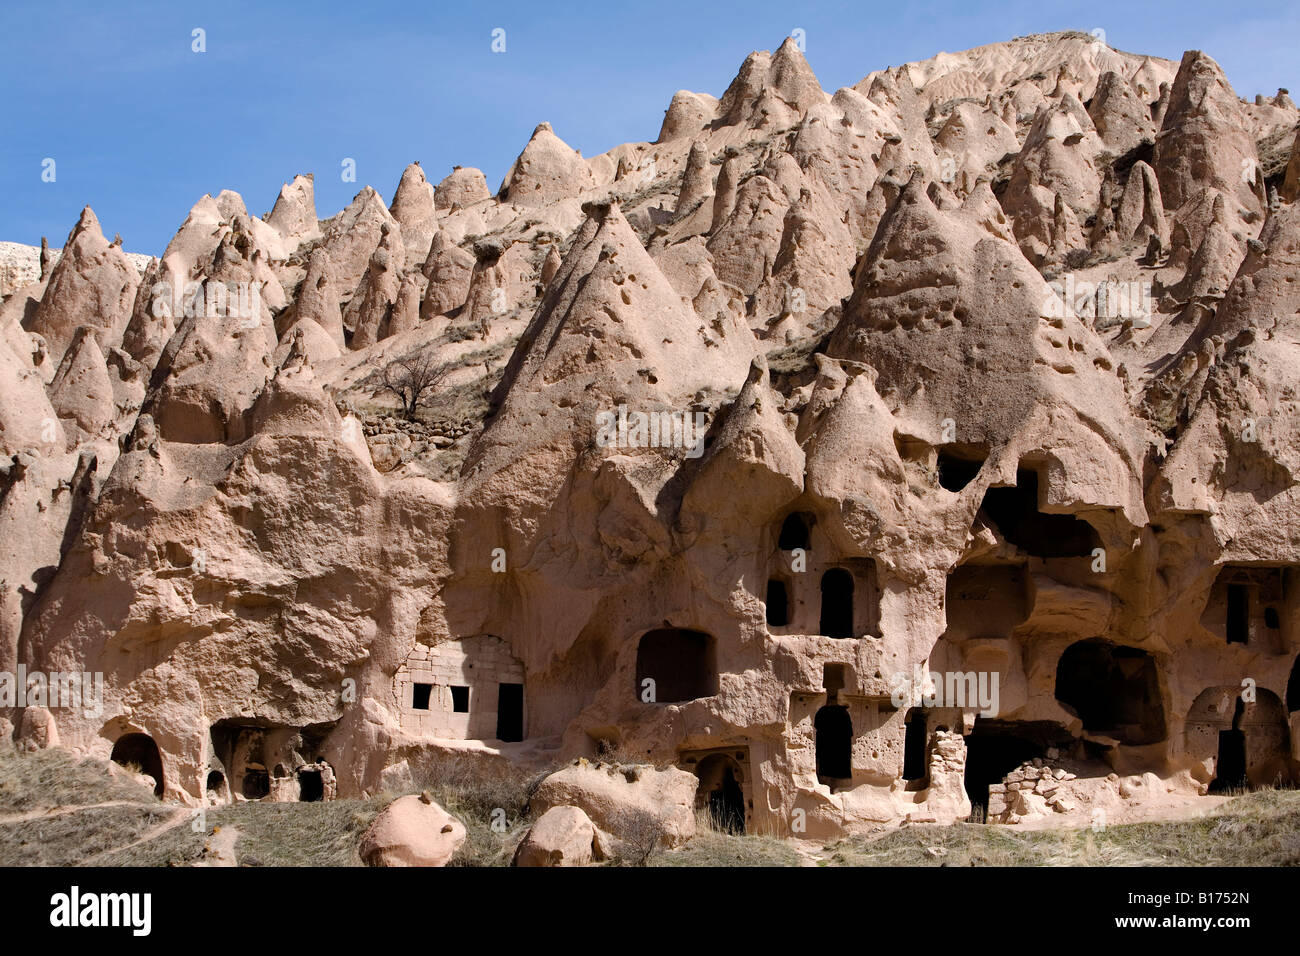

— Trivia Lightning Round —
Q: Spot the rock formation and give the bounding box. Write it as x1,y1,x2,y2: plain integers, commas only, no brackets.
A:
3,31,1299,845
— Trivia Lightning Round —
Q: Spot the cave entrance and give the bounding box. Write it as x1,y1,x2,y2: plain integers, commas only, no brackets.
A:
496,683,524,742
205,770,225,795
298,769,324,802
1054,639,1166,744
961,720,1063,813
242,765,270,799
978,469,1101,558
635,628,718,703
815,705,853,784
819,569,854,639
695,753,746,835
110,733,165,797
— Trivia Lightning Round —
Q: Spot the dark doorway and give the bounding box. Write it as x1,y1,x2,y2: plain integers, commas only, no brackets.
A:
412,682,433,710
1054,639,1166,744
903,709,928,781
963,725,1044,812
205,770,225,794
1211,730,1247,792
450,686,470,713
1210,697,1248,793
110,733,165,797
778,513,811,550
298,769,324,802
815,705,853,781
496,683,524,742
819,569,854,638
1227,584,1249,644
709,765,745,834
766,579,789,627
694,754,746,834
635,628,718,702
242,767,269,800
1288,657,1300,713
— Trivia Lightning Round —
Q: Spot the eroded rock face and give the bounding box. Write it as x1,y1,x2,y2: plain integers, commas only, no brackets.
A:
4,30,1300,842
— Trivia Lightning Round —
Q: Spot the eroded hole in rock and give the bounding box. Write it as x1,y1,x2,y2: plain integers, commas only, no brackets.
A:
778,512,812,551
297,769,324,802
766,578,789,627
110,732,165,797
819,568,854,639
937,445,987,492
635,628,717,703
496,682,524,742
450,685,470,713
1055,639,1166,744
978,469,1101,558
814,704,852,783
205,770,225,793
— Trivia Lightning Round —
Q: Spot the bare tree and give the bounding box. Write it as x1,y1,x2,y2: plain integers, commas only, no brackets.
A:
369,350,449,420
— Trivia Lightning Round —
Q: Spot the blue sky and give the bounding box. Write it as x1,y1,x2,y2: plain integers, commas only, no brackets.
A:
1,0,1295,254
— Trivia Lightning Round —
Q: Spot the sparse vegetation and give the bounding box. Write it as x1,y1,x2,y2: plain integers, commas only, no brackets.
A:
3,748,1300,867
367,349,451,420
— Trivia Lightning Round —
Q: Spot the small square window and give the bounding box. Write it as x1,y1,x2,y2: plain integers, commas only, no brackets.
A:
412,683,432,710
450,685,470,713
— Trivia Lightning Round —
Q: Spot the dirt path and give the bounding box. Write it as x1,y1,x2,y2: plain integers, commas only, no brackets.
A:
0,799,144,825
80,806,193,866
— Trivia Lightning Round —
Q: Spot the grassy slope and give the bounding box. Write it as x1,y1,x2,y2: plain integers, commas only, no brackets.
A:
2,748,1297,866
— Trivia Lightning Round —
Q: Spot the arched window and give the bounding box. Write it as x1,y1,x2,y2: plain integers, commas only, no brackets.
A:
778,513,811,550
